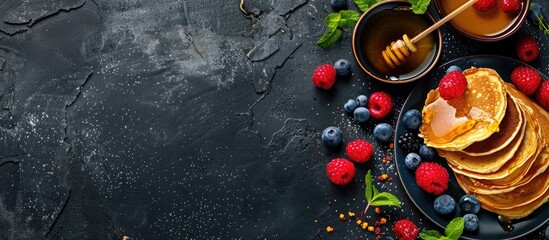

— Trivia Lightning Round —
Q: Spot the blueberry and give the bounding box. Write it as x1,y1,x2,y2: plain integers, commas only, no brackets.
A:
419,145,436,161
434,194,456,215
356,95,368,107
343,99,357,113
402,109,422,130
353,107,370,124
322,126,343,147
334,59,351,76
446,65,462,75
545,225,549,240
404,152,422,171
330,0,347,9
373,123,393,142
459,195,481,214
529,3,542,22
463,213,479,231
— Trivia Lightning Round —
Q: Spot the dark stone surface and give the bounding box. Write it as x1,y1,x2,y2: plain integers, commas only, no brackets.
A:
0,0,547,239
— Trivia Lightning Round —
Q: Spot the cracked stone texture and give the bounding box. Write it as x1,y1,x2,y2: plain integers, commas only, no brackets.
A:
0,0,547,239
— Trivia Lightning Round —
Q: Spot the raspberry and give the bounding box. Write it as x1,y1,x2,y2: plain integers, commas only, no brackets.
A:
415,162,449,195
515,35,540,63
536,81,549,111
438,71,468,100
398,132,422,153
500,0,521,15
368,91,393,119
326,158,355,185
393,219,419,240
346,140,374,163
511,67,542,95
473,0,497,11
312,64,337,90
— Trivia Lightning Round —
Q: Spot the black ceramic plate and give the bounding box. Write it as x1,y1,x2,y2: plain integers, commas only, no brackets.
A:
395,55,549,240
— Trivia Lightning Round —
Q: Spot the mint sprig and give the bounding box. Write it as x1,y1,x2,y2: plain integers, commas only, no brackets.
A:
530,3,549,36
419,217,464,240
316,0,431,48
408,0,431,14
352,0,383,12
316,10,359,48
363,170,401,214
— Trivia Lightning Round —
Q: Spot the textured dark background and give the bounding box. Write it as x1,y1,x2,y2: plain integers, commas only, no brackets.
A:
0,0,547,239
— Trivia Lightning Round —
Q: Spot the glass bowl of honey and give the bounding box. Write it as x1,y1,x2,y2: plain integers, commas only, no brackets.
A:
434,0,530,41
352,0,442,84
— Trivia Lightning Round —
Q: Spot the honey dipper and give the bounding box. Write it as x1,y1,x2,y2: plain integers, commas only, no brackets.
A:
382,0,477,69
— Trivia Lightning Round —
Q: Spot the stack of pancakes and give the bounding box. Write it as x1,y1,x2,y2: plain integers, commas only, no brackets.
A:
419,67,549,220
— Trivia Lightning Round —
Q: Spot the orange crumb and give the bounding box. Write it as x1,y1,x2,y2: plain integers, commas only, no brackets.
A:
356,219,362,225
327,226,334,232
361,222,368,229
348,211,356,217
368,226,375,232
375,207,381,214
380,218,387,224
339,213,346,221
389,143,394,149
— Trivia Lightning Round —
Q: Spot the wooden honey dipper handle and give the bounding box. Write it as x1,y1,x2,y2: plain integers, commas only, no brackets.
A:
412,0,477,43
382,0,477,69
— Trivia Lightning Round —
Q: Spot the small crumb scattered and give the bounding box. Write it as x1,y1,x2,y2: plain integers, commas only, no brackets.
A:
314,219,318,223
339,213,346,221
374,227,381,234
389,143,394,149
348,211,356,217
377,173,389,181
375,207,381,214
376,218,388,226
326,226,334,233
356,218,363,225
368,226,375,232
361,222,368,229
123,237,130,240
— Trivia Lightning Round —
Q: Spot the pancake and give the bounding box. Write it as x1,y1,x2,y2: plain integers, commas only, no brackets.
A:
454,147,549,194
506,83,549,146
452,82,549,219
459,174,549,220
481,190,548,220
444,103,536,176
461,94,523,156
473,171,549,209
420,68,507,151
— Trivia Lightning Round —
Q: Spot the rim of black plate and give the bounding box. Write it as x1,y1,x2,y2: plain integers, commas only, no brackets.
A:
393,54,549,240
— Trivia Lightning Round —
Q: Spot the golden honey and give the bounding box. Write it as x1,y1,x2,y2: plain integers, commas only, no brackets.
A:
441,0,518,36
360,9,436,77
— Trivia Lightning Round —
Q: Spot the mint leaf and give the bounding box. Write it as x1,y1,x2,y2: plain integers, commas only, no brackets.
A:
370,192,401,207
316,27,342,48
363,170,401,215
419,230,443,240
408,0,431,14
338,10,360,28
445,217,464,240
325,13,341,29
365,170,374,202
353,0,381,12
420,217,464,240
